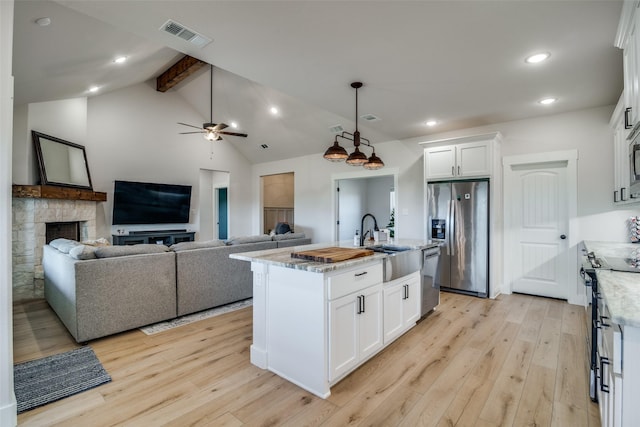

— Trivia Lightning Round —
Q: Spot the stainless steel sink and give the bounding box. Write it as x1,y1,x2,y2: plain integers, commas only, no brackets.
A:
369,244,413,254
370,246,422,282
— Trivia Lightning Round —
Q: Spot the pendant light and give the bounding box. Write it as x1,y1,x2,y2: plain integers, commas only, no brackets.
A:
323,82,384,169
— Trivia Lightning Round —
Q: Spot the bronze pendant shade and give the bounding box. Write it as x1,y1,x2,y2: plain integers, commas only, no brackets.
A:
323,82,384,169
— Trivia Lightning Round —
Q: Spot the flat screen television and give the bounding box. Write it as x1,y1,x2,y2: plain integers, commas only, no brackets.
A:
112,180,192,225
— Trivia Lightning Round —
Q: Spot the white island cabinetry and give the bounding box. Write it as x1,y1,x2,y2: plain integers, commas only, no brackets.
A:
383,271,421,345
231,241,436,398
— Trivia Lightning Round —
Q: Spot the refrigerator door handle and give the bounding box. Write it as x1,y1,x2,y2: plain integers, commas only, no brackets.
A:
449,199,455,256
446,199,452,256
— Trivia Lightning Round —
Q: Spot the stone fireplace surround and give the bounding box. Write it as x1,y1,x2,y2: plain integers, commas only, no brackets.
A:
12,185,106,301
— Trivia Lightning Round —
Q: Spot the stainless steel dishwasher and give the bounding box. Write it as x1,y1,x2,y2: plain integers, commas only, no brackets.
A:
421,246,441,316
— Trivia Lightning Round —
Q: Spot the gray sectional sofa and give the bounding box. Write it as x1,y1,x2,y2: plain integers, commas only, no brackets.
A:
43,233,311,342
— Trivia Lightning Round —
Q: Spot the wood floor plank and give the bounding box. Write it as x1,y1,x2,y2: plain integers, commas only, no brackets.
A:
12,293,600,427
512,364,555,427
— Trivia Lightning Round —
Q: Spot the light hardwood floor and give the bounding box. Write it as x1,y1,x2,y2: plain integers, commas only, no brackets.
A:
13,292,600,426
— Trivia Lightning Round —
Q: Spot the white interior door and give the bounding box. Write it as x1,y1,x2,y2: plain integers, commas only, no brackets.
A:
505,160,570,299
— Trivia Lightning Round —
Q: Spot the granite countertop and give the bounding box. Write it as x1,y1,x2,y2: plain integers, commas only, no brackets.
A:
230,238,439,274
583,241,640,328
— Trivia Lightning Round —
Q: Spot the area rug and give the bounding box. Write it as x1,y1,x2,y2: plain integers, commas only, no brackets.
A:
14,346,111,413
140,298,253,335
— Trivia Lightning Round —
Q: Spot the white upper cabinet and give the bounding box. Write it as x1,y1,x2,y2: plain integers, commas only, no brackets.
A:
617,1,640,137
421,132,501,181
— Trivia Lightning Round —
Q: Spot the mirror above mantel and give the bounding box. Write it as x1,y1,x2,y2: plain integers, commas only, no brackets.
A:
32,130,93,190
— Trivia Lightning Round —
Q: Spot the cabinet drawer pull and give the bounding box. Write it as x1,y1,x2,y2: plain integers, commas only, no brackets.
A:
451,166,455,176
625,107,633,130
361,295,365,313
354,271,368,277
600,357,610,393
614,190,619,203
600,315,610,328
457,165,460,175
621,187,627,201
356,295,362,314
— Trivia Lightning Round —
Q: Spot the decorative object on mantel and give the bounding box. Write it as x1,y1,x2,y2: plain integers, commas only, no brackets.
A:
12,185,106,202
32,131,93,190
323,82,384,170
177,64,249,142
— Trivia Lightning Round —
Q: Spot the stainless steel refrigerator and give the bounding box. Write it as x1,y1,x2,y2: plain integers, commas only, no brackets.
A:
426,179,489,297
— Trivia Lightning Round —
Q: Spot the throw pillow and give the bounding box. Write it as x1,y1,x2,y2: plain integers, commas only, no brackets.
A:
94,244,170,258
170,240,226,251
68,244,98,260
81,237,111,247
49,238,80,254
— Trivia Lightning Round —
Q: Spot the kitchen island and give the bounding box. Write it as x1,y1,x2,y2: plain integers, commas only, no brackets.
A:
582,241,640,427
230,239,437,398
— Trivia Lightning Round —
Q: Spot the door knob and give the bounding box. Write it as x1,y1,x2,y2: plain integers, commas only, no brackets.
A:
560,234,567,240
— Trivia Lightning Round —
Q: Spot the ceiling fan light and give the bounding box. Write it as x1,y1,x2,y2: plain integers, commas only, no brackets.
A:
204,131,217,141
323,140,348,162
346,147,368,166
363,151,384,170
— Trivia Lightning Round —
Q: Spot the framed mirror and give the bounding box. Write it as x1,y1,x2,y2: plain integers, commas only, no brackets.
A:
32,130,93,190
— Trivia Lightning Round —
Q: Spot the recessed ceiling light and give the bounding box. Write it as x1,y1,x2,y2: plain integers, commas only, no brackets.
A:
425,120,438,127
88,86,100,93
525,52,550,64
113,56,127,64
539,97,557,105
270,107,279,115
230,122,238,128
35,17,51,26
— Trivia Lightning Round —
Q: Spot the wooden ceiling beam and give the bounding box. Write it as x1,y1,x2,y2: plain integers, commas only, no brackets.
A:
156,55,207,93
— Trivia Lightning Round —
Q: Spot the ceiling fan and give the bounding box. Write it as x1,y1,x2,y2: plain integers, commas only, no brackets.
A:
178,64,248,142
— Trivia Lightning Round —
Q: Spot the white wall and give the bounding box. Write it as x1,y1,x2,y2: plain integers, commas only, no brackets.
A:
12,98,87,185
1,0,17,423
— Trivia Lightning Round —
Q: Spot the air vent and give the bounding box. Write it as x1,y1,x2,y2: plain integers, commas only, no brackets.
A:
360,114,380,122
329,124,344,134
160,20,212,48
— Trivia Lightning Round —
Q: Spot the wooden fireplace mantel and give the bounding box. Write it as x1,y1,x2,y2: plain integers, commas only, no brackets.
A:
12,185,107,202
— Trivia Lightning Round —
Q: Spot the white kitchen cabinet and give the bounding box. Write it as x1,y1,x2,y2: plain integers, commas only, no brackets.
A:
383,271,421,344
597,296,640,427
424,140,491,180
328,283,383,382
616,1,640,135
611,96,632,204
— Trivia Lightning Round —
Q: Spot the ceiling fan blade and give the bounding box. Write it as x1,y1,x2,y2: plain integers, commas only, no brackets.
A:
218,131,248,137
179,131,205,135
178,122,205,130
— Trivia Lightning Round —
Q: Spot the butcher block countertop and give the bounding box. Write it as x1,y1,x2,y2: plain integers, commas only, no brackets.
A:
230,239,438,273
584,240,640,328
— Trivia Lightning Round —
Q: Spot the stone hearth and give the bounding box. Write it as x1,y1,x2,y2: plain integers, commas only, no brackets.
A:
12,185,106,301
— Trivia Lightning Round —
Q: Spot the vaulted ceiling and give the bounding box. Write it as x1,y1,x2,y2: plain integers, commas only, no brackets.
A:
13,0,624,163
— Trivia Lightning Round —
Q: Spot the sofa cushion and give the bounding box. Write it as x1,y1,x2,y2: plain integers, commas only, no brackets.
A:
94,244,170,258
68,244,98,260
272,232,306,241
170,240,226,252
49,238,81,254
226,235,272,245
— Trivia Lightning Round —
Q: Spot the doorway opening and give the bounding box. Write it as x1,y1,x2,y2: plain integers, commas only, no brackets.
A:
199,169,230,240
261,172,294,234
334,173,397,242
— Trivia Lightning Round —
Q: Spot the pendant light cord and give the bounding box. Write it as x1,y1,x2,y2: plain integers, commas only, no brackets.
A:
210,64,213,122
